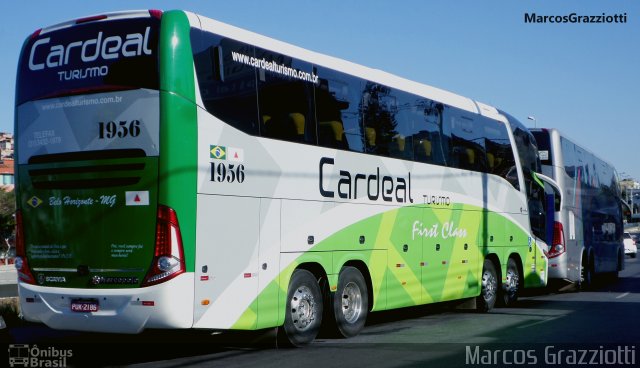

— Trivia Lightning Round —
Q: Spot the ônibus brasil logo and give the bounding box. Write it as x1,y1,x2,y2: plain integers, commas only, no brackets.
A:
28,27,152,72
8,344,73,367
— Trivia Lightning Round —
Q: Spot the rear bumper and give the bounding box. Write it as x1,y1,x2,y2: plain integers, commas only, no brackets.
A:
547,253,568,280
18,273,194,333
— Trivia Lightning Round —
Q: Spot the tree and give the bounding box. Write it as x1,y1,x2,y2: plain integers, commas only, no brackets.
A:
0,190,15,240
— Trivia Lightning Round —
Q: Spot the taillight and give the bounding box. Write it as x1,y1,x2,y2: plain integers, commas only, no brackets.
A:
75,14,107,24
29,28,42,40
149,9,163,19
546,221,566,259
142,205,185,287
15,210,36,284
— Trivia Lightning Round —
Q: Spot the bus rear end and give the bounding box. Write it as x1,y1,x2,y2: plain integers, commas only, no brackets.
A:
531,128,576,282
14,10,193,333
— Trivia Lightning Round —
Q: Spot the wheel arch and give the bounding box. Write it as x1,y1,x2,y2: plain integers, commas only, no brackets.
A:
484,252,502,282
296,261,329,287
341,260,374,312
508,252,524,285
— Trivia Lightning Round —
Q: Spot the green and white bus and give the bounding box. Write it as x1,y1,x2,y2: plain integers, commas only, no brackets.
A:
15,10,552,345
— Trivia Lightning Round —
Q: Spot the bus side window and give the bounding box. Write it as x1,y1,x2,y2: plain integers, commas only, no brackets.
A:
314,67,364,152
485,118,518,189
448,111,487,173
362,83,397,157
527,171,547,240
191,30,260,135
256,47,316,145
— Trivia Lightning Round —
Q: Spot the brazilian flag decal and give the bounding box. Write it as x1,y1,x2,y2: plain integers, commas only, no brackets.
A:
210,145,226,160
28,196,43,208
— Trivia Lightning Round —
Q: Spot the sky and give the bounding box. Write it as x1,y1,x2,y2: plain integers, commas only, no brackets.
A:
1,0,638,179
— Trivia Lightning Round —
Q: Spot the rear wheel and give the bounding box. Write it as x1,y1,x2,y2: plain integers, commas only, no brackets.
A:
280,269,323,346
500,258,521,307
477,259,498,312
333,266,368,338
579,254,593,291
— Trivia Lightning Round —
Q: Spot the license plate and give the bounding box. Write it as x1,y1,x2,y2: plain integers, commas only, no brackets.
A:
70,299,99,312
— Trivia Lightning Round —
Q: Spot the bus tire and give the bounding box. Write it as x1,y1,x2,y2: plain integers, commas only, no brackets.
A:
579,254,593,291
280,269,323,346
477,259,498,312
500,258,521,307
333,266,368,338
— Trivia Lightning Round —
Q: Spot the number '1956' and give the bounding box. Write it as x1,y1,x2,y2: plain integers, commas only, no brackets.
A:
211,162,245,183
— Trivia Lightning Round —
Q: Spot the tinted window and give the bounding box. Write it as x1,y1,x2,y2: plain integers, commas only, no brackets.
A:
531,130,552,165
413,100,448,166
485,119,517,187
256,47,316,144
446,107,487,173
315,68,364,151
362,83,399,156
501,112,540,175
394,94,447,164
561,137,577,179
191,29,525,189
17,17,160,104
192,30,259,135
513,126,539,173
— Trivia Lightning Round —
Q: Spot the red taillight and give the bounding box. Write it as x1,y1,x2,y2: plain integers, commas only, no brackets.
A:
149,9,163,19
15,211,36,284
546,221,566,259
30,28,42,40
141,205,185,287
75,15,107,24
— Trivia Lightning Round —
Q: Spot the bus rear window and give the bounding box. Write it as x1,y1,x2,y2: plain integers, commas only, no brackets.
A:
531,130,552,165
16,16,160,104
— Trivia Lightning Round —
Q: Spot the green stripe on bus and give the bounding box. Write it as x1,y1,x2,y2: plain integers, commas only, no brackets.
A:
159,10,198,272
232,203,546,329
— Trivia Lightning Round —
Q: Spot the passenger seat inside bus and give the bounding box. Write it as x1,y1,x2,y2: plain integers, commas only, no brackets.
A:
365,127,376,148
319,120,347,149
262,112,306,142
414,138,432,162
389,134,407,158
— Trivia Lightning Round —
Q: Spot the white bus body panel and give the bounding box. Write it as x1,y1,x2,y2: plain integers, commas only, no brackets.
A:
18,273,194,333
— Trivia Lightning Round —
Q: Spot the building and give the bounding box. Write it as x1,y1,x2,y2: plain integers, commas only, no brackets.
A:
0,133,13,192
0,158,13,192
0,133,13,159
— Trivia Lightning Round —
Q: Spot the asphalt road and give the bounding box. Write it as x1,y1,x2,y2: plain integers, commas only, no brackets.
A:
2,257,639,367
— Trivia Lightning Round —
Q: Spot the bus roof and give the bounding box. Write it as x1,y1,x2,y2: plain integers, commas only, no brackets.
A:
531,127,618,171
28,9,510,124
34,10,157,35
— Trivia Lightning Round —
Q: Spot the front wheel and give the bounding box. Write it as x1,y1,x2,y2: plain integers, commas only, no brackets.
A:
500,258,521,307
333,266,368,338
280,269,323,346
477,259,498,312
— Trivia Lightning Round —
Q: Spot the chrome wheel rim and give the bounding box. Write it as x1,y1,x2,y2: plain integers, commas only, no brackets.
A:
581,264,591,285
505,268,519,298
290,285,317,331
341,281,363,324
482,269,497,302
